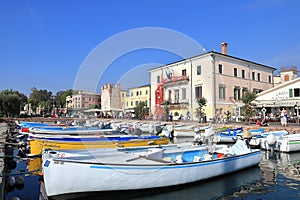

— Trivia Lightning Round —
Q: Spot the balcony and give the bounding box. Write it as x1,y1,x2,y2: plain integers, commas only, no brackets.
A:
164,75,189,86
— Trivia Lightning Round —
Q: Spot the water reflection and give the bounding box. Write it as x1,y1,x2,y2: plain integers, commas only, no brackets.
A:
4,147,300,200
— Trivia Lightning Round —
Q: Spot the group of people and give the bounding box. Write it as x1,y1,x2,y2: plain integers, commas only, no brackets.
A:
257,107,288,127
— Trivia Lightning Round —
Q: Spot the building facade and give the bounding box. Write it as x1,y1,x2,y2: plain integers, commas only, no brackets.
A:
149,43,276,121
123,85,151,112
254,77,300,120
66,90,100,116
101,83,122,117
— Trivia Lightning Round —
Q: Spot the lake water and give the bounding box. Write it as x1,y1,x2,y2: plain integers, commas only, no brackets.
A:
2,138,300,200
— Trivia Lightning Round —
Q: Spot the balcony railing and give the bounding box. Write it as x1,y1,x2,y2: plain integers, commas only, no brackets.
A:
164,75,189,84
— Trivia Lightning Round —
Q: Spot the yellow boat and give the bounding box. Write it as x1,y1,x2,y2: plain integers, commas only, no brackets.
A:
29,137,170,155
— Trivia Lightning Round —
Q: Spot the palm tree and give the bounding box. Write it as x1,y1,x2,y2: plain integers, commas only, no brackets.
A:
241,91,257,125
195,97,207,123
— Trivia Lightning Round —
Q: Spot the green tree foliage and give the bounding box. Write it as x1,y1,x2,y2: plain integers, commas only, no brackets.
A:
55,89,73,108
195,97,207,122
29,87,53,115
0,89,27,117
134,101,148,120
241,91,257,125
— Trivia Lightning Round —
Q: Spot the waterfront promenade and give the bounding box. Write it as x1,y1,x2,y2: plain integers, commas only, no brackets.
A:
1,117,299,134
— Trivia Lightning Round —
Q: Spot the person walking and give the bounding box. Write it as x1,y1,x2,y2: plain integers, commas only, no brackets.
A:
280,108,287,127
169,111,173,122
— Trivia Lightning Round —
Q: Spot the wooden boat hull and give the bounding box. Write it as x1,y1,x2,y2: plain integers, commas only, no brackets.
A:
42,143,262,197
29,137,170,155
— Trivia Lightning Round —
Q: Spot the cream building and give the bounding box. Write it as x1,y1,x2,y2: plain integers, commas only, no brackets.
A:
274,66,298,86
148,43,276,121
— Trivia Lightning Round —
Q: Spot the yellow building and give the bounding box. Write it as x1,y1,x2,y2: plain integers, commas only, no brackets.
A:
123,84,151,117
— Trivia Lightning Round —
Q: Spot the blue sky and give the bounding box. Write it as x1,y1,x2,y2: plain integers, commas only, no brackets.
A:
1,0,300,96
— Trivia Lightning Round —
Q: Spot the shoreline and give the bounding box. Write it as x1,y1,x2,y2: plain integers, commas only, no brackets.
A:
1,117,299,134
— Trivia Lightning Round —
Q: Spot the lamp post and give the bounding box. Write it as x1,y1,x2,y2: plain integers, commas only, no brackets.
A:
295,103,299,125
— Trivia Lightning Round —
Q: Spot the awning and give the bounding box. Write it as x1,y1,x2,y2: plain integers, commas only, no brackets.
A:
83,108,102,113
254,100,299,107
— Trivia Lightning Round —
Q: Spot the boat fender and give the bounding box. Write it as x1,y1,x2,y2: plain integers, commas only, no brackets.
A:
7,176,16,187
17,149,26,158
6,159,17,170
15,175,24,190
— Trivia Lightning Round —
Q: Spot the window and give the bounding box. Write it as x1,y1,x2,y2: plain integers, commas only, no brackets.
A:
257,73,261,81
242,70,245,79
219,85,226,100
182,88,186,100
145,90,148,95
269,75,272,83
135,101,138,106
294,88,300,97
242,88,248,98
136,91,139,96
234,87,241,100
140,91,142,95
197,65,201,75
174,89,179,103
252,72,255,80
182,69,186,76
195,86,202,98
253,89,263,94
168,90,172,102
219,64,223,74
157,76,160,83
234,68,238,77
131,101,133,106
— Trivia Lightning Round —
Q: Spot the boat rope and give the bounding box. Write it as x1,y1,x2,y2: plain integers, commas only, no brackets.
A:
0,154,27,160
0,169,42,177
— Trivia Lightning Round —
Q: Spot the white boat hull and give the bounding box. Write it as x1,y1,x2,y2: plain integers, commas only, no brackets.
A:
259,133,300,152
43,149,262,197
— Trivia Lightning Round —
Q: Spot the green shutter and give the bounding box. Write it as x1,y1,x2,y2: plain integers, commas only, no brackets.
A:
289,88,293,98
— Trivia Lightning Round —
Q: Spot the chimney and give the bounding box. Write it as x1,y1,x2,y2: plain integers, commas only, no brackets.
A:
221,42,228,55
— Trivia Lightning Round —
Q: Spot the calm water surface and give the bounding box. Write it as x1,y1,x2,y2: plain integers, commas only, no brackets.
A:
3,138,300,200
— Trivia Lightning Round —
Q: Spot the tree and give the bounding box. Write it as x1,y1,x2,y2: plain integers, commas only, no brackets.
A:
241,91,257,125
195,97,207,122
0,89,27,117
134,101,147,120
55,89,73,109
28,88,52,115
